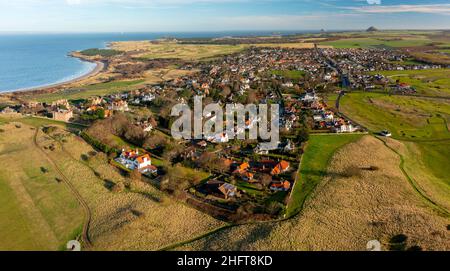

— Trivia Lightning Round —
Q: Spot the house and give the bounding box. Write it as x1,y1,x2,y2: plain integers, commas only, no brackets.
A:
203,180,238,200
197,140,208,148
143,124,153,133
108,100,129,112
334,124,358,133
271,160,290,175
115,150,157,174
218,183,238,199
136,154,157,174
88,97,103,106
1,107,16,114
212,133,229,143
51,99,71,109
270,180,291,191
233,162,250,174
53,109,73,122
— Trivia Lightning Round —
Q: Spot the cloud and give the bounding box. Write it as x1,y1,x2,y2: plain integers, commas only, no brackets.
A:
349,4,450,15
366,0,381,5
66,0,81,5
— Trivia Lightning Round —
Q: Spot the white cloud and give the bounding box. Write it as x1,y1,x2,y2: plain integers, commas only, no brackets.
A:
350,4,450,15
66,0,81,5
366,0,381,5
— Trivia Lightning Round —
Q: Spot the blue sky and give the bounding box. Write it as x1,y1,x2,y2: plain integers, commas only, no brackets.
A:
0,0,449,32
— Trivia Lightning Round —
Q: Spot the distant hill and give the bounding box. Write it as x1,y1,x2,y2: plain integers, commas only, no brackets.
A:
367,26,379,32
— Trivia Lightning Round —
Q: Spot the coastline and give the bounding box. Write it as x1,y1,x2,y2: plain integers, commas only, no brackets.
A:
1,56,105,95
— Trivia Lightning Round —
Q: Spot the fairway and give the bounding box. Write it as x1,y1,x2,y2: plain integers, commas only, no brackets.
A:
339,93,450,141
110,41,246,61
286,134,363,217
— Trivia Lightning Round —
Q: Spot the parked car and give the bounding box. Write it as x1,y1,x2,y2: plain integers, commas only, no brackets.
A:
380,130,392,137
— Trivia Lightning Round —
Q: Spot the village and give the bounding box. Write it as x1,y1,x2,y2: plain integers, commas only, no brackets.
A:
1,45,441,221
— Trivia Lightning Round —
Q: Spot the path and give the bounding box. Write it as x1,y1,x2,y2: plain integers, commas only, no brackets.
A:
376,136,450,217
33,127,93,248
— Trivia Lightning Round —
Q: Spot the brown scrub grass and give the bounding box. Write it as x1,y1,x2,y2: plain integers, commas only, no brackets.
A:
177,136,450,251
0,122,83,250
38,127,225,251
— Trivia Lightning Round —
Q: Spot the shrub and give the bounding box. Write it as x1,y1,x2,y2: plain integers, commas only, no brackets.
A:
111,182,125,193
80,48,123,57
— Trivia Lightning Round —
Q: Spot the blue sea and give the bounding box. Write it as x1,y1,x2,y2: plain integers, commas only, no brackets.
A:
0,31,317,93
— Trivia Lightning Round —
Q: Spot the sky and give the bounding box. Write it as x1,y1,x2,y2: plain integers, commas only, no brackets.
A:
0,0,449,32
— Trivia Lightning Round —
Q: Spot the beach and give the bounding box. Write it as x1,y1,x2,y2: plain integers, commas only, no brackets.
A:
3,58,105,94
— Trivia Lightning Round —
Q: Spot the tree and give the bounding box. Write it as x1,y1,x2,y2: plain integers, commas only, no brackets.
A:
295,128,310,144
260,174,273,187
95,108,105,119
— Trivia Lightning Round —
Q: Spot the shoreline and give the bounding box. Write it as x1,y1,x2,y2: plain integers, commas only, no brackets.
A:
0,56,105,95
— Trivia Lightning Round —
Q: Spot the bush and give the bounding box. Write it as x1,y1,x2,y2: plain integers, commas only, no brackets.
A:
80,48,123,57
111,182,125,193
342,166,362,178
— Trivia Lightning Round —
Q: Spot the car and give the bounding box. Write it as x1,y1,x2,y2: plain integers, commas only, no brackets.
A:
380,130,392,137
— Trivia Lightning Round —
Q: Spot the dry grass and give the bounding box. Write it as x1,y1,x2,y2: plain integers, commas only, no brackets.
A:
40,127,225,251
143,68,199,84
178,136,450,251
385,138,450,212
254,43,331,49
110,41,246,60
0,122,83,250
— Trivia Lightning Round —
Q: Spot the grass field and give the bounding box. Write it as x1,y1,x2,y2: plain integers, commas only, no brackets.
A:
286,134,363,217
110,41,247,61
110,41,332,61
178,136,450,251
339,93,450,141
23,80,146,103
386,139,450,212
320,37,432,49
0,122,83,250
339,91,450,214
271,70,306,80
369,69,450,97
0,117,225,251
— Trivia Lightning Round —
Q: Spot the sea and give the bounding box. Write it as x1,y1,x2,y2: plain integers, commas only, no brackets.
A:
0,31,316,93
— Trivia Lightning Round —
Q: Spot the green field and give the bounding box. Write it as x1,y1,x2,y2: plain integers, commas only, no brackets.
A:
339,91,450,211
369,69,450,97
320,37,431,49
112,42,247,61
340,93,450,141
0,122,83,250
271,70,306,80
24,80,145,103
286,134,363,217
